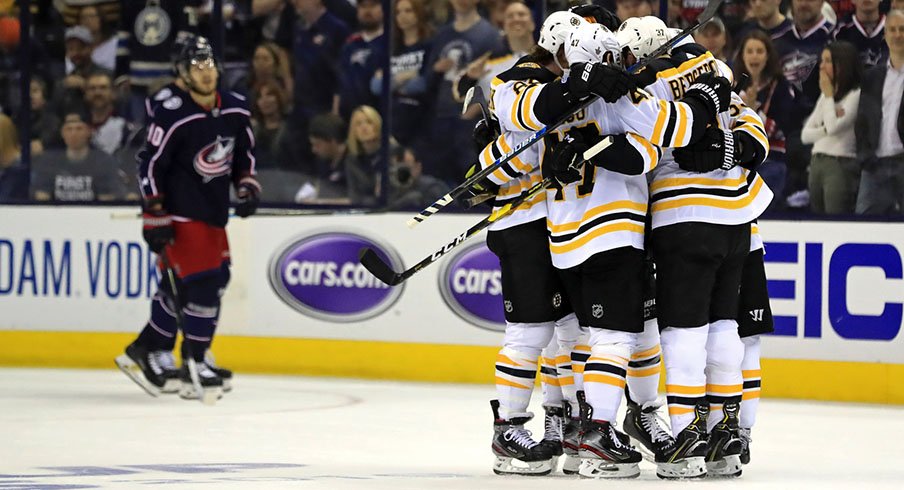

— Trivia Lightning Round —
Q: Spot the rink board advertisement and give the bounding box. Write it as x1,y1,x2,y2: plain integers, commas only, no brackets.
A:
1,207,904,403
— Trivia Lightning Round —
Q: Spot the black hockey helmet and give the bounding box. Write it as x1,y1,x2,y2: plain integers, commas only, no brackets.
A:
174,35,218,77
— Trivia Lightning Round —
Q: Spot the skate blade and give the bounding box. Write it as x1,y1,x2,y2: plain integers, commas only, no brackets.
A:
160,378,181,394
222,378,232,392
577,459,640,479
492,456,552,476
114,355,160,397
656,456,707,479
706,455,742,478
179,382,224,403
562,454,581,475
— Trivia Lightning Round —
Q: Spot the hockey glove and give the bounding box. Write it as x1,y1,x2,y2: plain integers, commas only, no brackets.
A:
673,127,740,173
472,116,500,154
459,163,498,209
549,132,589,185
681,72,732,118
234,177,261,218
569,3,620,31
568,62,635,103
142,195,174,254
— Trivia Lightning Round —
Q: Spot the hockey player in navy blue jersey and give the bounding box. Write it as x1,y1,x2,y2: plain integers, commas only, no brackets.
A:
115,36,260,405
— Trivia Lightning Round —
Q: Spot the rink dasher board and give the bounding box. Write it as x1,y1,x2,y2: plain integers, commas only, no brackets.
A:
0,206,903,404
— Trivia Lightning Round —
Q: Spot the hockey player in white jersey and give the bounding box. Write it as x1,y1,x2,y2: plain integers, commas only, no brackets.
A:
615,15,773,479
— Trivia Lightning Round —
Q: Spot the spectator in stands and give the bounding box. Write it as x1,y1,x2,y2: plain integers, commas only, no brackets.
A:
304,112,350,202
251,79,305,171
455,0,536,105
63,26,107,93
828,0,856,22
0,114,29,202
774,0,835,207
856,9,904,215
345,105,395,206
28,78,61,157
376,0,434,147
114,1,199,123
694,16,730,62
802,41,862,214
336,0,387,119
59,0,120,28
485,0,510,29
834,0,888,68
736,0,792,41
288,0,350,127
248,41,294,99
387,146,450,210
84,71,129,155
616,0,653,21
77,4,116,72
734,30,797,210
423,0,502,184
30,108,125,202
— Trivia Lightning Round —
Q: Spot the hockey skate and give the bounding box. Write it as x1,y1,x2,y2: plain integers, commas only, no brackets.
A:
490,400,554,476
739,427,752,465
705,401,743,477
115,343,180,396
537,405,564,471
181,342,233,392
179,358,224,405
561,401,582,475
623,399,676,462
577,420,642,479
656,403,709,479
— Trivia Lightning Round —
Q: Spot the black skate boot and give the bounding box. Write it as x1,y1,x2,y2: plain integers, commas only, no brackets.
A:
537,405,564,471
179,358,224,405
561,401,582,475
706,401,743,477
577,419,642,479
739,427,751,465
656,402,709,479
490,400,554,476
182,342,233,392
623,399,676,462
115,342,180,396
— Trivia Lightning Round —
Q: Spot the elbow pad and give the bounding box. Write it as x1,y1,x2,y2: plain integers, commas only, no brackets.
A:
681,97,712,144
588,134,645,175
534,80,582,125
735,131,766,171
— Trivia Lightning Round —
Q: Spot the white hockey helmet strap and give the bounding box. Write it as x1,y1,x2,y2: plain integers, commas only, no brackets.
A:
565,23,622,66
615,16,669,61
538,11,587,56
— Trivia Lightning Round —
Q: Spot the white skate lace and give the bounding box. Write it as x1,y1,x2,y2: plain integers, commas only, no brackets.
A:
641,402,673,445
204,350,219,368
544,413,563,441
146,351,165,375
607,424,631,449
504,427,539,449
153,351,177,371
196,362,219,379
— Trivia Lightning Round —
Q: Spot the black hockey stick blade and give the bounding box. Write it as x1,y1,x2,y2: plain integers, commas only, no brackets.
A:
359,248,404,286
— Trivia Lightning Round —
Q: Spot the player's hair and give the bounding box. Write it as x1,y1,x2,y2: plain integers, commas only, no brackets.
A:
732,30,782,85
825,40,862,103
347,105,382,156
392,0,434,53
526,44,554,66
309,113,347,143
0,114,20,167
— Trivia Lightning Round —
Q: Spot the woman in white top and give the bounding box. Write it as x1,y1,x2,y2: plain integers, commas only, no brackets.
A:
802,41,863,214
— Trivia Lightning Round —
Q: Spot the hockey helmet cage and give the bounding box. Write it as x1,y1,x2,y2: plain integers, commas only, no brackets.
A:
175,35,218,77
538,11,586,55
565,23,622,67
615,16,669,62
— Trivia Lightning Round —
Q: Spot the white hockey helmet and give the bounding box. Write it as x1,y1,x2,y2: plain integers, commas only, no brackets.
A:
615,16,670,62
538,11,586,55
565,23,622,67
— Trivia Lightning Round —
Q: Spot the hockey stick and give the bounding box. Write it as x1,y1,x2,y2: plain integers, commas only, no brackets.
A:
360,136,614,286
405,0,724,229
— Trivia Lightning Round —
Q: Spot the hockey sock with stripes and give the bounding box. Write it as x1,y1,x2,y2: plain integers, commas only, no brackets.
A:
627,319,662,405
740,335,762,429
583,328,633,423
661,325,708,436
705,320,744,432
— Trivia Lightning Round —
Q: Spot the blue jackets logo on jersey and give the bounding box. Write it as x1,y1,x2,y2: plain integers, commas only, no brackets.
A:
194,136,235,182
135,5,171,47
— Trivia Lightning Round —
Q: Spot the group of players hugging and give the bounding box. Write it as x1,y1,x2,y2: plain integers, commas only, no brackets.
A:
477,4,774,480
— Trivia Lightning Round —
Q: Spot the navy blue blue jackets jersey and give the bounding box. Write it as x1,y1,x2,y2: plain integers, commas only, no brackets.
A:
138,90,256,227
337,31,387,119
834,15,888,68
292,11,351,122
774,18,835,125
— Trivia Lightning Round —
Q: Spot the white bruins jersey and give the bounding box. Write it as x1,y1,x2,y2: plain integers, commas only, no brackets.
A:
750,222,763,252
640,48,774,229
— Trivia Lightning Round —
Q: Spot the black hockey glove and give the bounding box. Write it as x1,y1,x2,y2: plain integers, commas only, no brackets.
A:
673,127,741,173
472,116,500,154
569,3,620,31
142,195,174,254
568,62,635,103
681,72,732,118
458,162,498,209
234,177,261,218
549,132,589,185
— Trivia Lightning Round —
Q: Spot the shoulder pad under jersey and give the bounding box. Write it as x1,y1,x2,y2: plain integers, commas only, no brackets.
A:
495,55,558,84
633,57,676,88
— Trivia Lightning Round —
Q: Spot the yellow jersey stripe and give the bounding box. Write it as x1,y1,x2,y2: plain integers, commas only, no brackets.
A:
550,221,645,254
652,177,764,213
650,174,749,193
652,99,668,144
547,200,648,233
674,102,689,146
